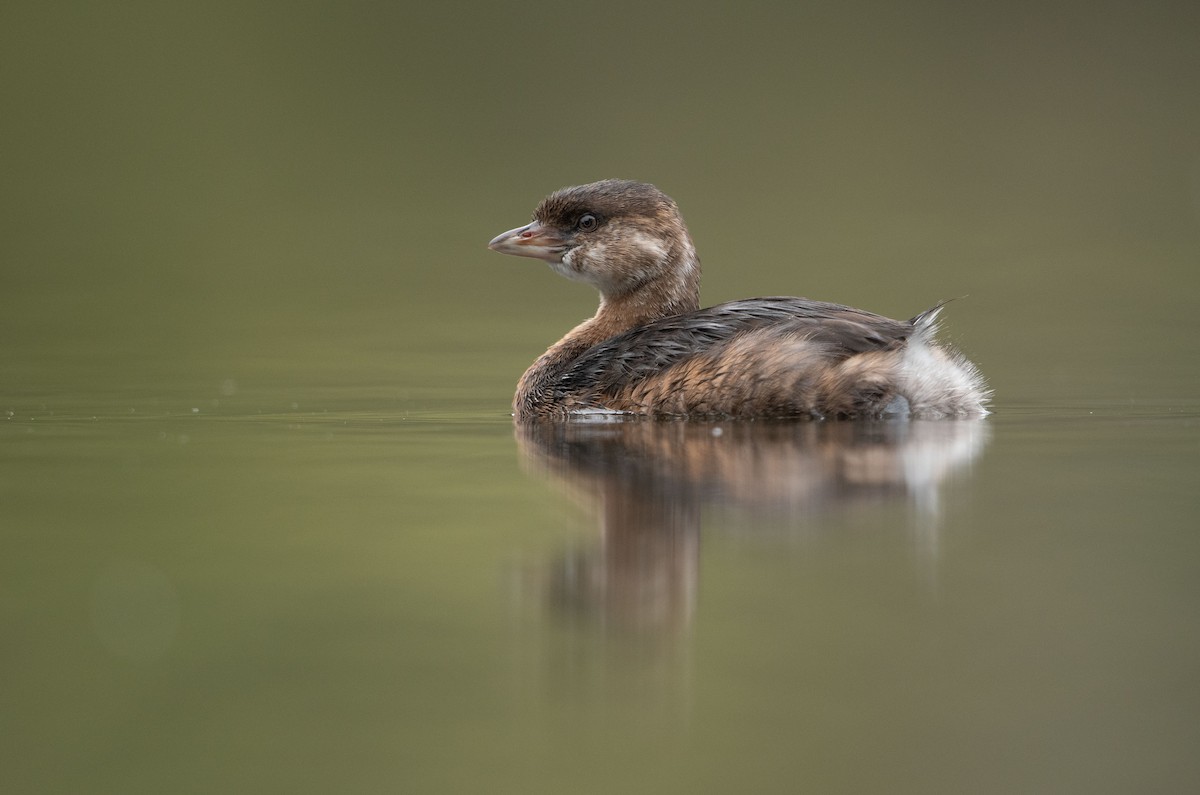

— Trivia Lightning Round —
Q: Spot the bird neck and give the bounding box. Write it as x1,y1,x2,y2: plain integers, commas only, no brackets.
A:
514,231,701,419
598,231,701,327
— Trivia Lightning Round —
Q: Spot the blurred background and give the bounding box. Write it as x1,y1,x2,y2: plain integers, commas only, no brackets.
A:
3,0,1197,409
2,2,1198,794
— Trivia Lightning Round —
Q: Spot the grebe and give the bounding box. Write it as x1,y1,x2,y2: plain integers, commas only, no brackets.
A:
488,179,988,421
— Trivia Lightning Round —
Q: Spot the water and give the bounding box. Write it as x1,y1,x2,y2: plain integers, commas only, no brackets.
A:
4,2,1199,792
4,367,1197,793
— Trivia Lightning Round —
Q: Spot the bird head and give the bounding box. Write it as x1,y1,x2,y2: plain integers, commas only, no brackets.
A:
488,179,698,303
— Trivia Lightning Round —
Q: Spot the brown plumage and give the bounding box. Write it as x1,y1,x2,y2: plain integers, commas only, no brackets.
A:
488,179,988,421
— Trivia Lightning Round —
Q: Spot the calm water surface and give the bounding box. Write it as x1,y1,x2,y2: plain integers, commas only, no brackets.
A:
4,347,1197,793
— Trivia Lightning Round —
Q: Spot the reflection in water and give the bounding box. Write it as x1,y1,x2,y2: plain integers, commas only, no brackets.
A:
517,419,989,639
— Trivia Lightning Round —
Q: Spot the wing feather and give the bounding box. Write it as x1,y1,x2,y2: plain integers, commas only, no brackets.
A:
553,297,916,401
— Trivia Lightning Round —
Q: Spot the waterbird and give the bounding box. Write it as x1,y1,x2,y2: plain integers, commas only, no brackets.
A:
488,179,988,421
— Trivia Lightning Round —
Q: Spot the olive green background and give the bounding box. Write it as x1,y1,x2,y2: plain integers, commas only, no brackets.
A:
4,1,1198,407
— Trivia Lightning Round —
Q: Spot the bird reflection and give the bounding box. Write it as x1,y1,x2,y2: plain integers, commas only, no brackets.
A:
517,418,988,638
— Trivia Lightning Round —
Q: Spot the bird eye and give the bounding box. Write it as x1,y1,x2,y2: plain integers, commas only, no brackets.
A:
577,213,599,232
